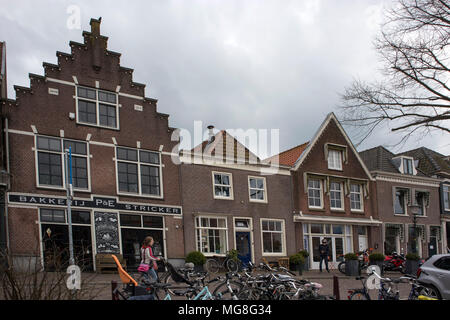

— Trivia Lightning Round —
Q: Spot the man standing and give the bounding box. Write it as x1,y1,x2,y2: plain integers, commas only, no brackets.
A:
319,239,330,273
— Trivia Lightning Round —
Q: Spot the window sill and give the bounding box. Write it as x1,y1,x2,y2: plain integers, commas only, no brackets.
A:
308,207,325,212
117,192,164,200
213,197,234,201
328,168,343,172
330,209,345,213
394,214,409,217
76,121,120,131
351,210,365,214
262,253,286,257
37,185,91,193
249,199,268,204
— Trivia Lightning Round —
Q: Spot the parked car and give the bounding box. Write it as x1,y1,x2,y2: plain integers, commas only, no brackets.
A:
417,254,450,300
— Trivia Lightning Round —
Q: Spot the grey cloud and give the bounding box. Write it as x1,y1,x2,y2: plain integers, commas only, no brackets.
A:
0,0,448,157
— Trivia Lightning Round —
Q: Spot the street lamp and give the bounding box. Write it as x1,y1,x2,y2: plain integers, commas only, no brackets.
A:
409,204,421,255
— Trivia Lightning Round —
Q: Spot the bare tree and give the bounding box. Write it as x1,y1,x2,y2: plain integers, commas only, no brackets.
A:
339,0,450,146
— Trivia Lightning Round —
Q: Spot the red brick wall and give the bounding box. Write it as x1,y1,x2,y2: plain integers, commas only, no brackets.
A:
180,163,296,263
6,22,183,260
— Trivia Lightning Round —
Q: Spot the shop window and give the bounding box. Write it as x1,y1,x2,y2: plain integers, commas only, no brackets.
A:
40,209,66,223
311,224,324,234
196,217,228,255
71,211,91,224
120,214,142,227
143,216,164,229
332,225,344,235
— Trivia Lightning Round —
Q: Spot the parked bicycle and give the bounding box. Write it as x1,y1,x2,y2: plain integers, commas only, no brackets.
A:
347,271,401,300
205,250,240,273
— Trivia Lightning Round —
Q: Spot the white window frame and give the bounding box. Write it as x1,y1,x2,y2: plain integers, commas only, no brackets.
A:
444,184,450,212
328,149,343,170
115,146,164,199
330,181,345,211
260,218,286,257
35,135,91,192
394,187,409,216
414,191,428,217
75,85,120,130
307,178,323,209
350,183,364,212
248,176,267,203
399,156,416,175
195,216,228,257
212,171,234,200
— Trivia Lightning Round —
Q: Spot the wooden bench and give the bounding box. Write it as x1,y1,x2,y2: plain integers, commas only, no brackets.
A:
96,253,127,273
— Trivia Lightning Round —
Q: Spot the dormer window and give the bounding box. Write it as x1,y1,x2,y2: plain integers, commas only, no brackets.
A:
403,158,413,175
76,86,119,129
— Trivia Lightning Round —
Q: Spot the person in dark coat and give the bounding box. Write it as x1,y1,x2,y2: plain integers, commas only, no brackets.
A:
319,239,330,273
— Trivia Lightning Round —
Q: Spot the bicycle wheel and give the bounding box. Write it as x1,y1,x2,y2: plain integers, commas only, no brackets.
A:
338,261,346,274
212,281,243,300
349,290,369,300
205,259,220,274
226,259,239,273
236,288,267,300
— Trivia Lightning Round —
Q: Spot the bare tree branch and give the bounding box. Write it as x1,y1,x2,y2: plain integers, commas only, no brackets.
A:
338,0,450,146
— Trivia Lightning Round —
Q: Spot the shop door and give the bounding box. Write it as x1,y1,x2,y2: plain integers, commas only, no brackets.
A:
41,224,93,271
312,236,334,269
121,228,164,270
236,232,251,267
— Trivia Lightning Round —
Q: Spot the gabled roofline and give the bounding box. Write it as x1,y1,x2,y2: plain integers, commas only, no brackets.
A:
291,112,375,181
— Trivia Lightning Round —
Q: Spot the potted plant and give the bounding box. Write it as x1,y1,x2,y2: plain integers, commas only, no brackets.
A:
289,253,305,275
369,252,385,275
185,251,206,272
344,253,359,276
298,250,310,271
405,253,421,276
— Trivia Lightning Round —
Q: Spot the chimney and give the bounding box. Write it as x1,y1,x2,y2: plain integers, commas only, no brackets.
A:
90,17,102,36
207,125,215,143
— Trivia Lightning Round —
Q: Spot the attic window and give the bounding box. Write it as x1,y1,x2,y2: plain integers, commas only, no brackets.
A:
403,158,414,175
324,143,347,170
76,86,119,129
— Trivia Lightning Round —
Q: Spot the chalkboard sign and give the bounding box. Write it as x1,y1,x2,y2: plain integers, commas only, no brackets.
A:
94,212,120,254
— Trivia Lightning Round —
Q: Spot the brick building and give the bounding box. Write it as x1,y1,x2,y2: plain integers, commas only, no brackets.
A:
4,19,185,270
360,146,443,258
180,129,296,266
268,113,383,269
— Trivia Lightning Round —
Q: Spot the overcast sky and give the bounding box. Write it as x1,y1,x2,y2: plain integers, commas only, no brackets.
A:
1,0,449,158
